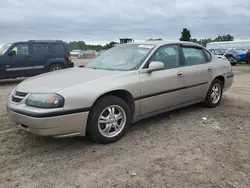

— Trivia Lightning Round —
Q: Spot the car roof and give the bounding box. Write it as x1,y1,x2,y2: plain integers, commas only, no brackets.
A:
122,40,204,48
13,40,65,43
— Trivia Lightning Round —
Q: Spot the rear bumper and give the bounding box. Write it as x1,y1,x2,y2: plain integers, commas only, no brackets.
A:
7,105,89,138
67,62,74,68
224,74,234,91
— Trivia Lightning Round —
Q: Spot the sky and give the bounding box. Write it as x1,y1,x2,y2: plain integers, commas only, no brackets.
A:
1,0,250,45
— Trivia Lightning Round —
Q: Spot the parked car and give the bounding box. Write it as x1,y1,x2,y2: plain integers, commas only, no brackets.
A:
7,41,233,144
70,49,84,59
209,48,238,66
0,40,74,79
84,50,97,58
227,49,247,62
246,49,250,64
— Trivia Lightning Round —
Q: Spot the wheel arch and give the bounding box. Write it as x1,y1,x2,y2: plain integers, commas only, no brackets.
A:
214,75,225,88
90,89,135,117
45,59,66,70
86,89,135,136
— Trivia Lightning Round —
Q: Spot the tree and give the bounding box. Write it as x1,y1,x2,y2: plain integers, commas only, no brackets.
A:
103,41,118,50
180,28,191,41
190,34,234,47
214,34,234,42
68,41,107,51
146,38,163,41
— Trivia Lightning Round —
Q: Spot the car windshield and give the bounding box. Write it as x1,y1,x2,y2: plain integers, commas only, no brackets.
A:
85,44,155,71
0,43,12,55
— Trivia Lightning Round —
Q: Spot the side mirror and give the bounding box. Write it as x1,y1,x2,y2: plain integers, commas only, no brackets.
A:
8,50,16,57
141,61,164,73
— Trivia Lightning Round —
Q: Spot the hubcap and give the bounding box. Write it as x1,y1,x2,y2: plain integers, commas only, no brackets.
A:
211,83,221,104
98,105,126,138
52,66,61,71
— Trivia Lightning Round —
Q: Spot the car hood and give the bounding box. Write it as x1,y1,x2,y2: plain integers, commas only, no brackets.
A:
16,67,123,93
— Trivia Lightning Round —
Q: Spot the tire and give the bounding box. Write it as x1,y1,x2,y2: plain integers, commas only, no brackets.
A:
231,63,237,66
49,64,64,72
204,79,223,108
87,96,131,144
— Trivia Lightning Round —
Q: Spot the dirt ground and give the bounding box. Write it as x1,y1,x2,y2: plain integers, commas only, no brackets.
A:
0,65,250,188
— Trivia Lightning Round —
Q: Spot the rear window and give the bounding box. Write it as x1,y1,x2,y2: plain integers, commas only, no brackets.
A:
52,43,66,53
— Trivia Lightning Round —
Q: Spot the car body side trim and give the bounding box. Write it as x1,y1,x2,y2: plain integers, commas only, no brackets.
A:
8,107,91,118
134,82,208,101
133,98,204,123
6,66,34,71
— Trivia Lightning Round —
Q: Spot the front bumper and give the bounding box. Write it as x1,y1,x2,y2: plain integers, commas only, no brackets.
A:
7,102,89,138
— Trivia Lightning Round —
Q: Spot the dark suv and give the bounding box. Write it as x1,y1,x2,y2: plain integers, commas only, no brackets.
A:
0,40,74,79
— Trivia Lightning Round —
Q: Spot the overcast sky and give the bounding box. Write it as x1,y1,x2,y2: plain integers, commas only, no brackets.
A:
1,0,250,45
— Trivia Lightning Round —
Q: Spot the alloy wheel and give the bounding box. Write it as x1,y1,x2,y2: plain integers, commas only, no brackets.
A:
98,105,126,138
211,83,221,104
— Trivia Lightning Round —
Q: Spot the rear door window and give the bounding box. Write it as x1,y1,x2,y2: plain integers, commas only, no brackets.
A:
52,43,66,54
182,47,206,66
33,43,50,55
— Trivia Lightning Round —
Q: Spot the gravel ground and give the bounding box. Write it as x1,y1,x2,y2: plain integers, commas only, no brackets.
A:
0,65,250,188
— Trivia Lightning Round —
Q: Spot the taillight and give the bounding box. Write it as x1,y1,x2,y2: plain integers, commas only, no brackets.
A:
65,54,71,63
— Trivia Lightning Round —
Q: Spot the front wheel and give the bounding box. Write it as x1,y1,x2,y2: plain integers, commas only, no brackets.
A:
87,96,131,144
204,79,223,108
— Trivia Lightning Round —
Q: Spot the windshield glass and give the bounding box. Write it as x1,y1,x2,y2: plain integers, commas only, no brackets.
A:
0,43,12,55
85,44,155,71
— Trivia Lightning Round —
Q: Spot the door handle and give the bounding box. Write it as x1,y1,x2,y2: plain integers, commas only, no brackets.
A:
25,55,31,59
207,67,212,71
177,71,183,76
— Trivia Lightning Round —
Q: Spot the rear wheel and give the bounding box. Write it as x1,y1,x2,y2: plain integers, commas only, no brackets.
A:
87,96,131,144
49,64,64,71
204,79,223,108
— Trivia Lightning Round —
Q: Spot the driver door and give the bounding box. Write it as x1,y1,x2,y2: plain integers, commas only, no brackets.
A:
139,44,187,115
4,43,33,78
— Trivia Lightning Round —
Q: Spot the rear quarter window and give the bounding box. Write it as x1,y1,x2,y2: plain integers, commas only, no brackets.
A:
203,49,212,62
52,43,66,54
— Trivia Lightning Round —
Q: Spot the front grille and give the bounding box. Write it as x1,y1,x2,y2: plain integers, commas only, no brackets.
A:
15,91,28,97
12,91,28,103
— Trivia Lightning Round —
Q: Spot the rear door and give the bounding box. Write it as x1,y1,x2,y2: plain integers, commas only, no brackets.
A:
30,42,51,74
180,45,213,102
4,43,33,78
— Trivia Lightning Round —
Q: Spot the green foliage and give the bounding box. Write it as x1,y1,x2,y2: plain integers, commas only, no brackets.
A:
214,34,234,42
180,28,191,41
146,38,163,41
180,28,234,47
68,41,117,51
103,41,118,50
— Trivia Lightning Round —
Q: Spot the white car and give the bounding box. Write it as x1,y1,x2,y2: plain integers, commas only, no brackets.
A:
70,49,84,59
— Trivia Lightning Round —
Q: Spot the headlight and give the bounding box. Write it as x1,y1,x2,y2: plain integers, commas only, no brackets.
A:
26,93,64,108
